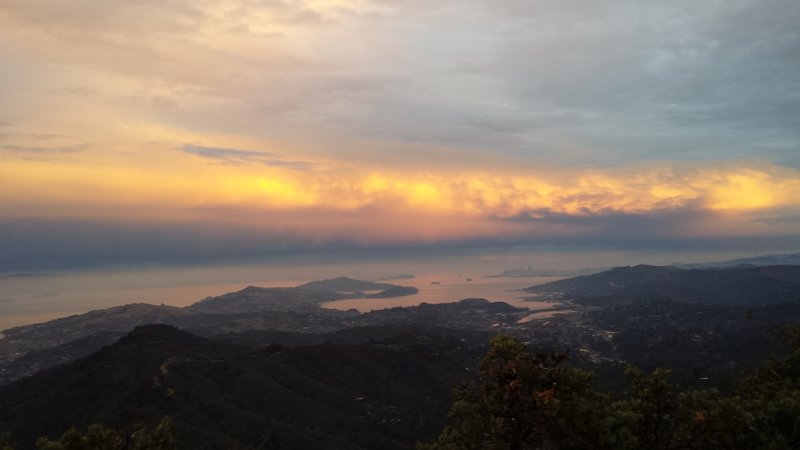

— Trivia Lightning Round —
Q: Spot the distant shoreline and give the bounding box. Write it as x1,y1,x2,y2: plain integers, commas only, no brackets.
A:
485,268,602,278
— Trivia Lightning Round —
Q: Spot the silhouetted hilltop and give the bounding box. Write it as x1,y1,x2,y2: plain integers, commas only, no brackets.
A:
0,324,487,449
0,303,201,359
364,285,419,298
187,286,344,313
188,281,419,314
296,277,395,292
358,299,527,328
0,324,243,447
526,264,800,305
0,330,124,383
678,252,800,269
0,294,509,386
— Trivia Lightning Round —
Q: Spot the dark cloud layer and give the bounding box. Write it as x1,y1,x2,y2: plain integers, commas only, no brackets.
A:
181,144,313,170
2,215,797,271
0,144,86,154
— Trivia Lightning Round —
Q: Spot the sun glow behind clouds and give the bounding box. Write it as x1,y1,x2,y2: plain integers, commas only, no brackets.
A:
706,172,784,211
2,152,798,229
1,0,799,265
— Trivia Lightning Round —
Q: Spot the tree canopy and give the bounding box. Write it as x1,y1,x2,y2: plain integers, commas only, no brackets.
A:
422,334,800,450
32,418,175,450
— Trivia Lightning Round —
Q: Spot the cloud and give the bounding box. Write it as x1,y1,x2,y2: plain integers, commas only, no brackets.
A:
0,143,91,162
181,144,314,170
0,132,61,141
0,144,85,154
3,150,799,225
1,214,798,271
2,0,797,167
1,0,799,270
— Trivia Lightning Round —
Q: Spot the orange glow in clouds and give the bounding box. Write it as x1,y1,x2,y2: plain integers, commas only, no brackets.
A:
2,155,799,232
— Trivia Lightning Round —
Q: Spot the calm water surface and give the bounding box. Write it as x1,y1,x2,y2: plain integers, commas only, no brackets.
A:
0,263,559,331
322,273,561,312
1,248,757,331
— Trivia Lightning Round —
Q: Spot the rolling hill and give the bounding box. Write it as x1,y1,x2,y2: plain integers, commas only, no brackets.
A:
525,264,800,305
0,324,487,449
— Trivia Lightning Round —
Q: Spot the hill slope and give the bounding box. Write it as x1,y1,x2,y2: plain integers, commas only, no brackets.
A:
296,277,396,292
0,324,488,449
526,264,800,305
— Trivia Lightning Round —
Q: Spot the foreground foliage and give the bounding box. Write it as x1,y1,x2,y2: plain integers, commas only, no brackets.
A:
3,326,799,449
33,418,175,450
421,334,800,450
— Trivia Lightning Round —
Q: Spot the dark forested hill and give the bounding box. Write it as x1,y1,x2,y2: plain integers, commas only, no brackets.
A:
296,277,396,292
294,277,419,298
0,324,488,450
187,286,345,313
677,252,800,268
526,264,800,305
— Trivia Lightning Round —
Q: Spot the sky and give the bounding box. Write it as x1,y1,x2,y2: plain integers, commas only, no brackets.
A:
1,0,799,271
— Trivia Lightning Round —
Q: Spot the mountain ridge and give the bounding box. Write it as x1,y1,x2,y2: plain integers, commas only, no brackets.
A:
0,324,488,449
526,264,800,305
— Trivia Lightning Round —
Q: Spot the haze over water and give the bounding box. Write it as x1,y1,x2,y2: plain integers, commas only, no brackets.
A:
0,248,778,331
321,272,560,313
2,0,800,286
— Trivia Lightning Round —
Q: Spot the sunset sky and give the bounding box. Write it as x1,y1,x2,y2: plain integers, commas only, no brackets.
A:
1,0,799,270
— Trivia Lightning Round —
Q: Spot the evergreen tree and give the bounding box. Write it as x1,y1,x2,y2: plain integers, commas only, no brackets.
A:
0,432,16,450
420,335,620,450
34,418,175,450
423,333,800,450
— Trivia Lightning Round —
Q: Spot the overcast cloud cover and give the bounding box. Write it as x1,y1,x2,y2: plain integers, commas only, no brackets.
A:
1,0,799,269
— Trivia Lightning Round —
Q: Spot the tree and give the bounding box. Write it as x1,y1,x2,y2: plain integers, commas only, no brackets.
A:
423,331,800,450
34,418,175,450
0,432,16,450
420,335,620,450
36,425,122,450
